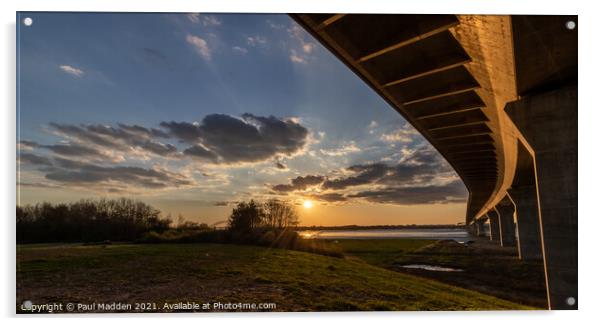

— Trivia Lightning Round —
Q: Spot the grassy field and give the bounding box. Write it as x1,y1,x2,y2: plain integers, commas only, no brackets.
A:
16,242,534,312
326,238,547,308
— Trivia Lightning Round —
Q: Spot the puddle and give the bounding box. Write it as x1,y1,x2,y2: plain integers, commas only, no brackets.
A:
399,264,464,272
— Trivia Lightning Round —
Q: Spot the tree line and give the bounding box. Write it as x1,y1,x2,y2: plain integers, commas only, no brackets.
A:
16,197,299,244
17,198,172,243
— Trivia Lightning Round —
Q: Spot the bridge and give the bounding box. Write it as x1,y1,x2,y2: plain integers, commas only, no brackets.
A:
291,14,577,310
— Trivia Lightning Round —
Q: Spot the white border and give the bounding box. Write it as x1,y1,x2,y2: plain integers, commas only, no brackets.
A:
2,0,600,325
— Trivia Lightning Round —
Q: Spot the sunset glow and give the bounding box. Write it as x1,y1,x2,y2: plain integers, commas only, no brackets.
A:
303,200,313,209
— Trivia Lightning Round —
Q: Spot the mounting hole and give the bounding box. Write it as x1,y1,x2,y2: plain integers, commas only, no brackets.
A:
23,17,33,26
566,296,576,306
566,20,576,30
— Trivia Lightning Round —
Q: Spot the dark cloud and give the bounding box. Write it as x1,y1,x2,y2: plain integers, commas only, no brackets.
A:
272,175,325,193
50,123,121,149
135,141,178,156
378,164,438,185
43,144,104,157
311,192,348,202
18,153,53,166
182,144,218,161
275,161,287,170
49,123,178,157
21,155,192,190
17,182,57,189
272,153,447,195
20,140,115,161
163,113,309,164
270,142,465,205
348,180,467,205
159,121,203,143
322,163,389,190
43,114,309,165
118,123,170,139
18,140,40,148
322,146,452,190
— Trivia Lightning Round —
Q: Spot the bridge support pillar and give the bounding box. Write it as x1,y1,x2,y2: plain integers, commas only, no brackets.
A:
496,204,517,247
475,219,486,237
509,186,543,260
467,222,477,236
506,84,577,309
487,211,500,243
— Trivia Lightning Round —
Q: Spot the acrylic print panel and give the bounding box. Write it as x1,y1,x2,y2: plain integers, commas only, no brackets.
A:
16,12,577,312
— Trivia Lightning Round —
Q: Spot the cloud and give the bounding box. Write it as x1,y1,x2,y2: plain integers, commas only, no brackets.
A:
187,14,222,26
288,24,315,54
287,23,318,64
381,124,420,143
162,113,309,164
19,140,110,160
310,192,348,203
34,113,310,168
246,35,267,47
348,180,467,205
186,34,211,60
18,140,39,150
322,163,389,190
187,13,201,23
22,155,193,191
19,113,313,195
182,144,218,162
202,15,222,26
319,141,361,157
321,146,452,191
59,65,84,77
49,123,178,158
270,143,465,205
266,20,285,30
232,46,248,55
272,175,325,193
368,121,379,134
157,121,202,143
289,50,306,64
398,144,449,167
17,181,57,189
22,141,115,162
18,153,53,166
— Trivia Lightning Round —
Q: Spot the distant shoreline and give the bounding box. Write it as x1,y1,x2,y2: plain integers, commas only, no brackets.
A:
294,224,465,231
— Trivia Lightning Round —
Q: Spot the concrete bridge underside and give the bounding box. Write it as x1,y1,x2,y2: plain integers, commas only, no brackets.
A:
291,14,577,310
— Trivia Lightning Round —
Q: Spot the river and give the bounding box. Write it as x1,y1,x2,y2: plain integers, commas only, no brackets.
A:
298,228,468,241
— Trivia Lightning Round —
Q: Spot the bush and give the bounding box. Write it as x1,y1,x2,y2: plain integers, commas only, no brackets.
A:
136,229,228,244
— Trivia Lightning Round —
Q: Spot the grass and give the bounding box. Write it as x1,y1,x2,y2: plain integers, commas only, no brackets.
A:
16,242,534,312
322,239,436,266
323,239,547,308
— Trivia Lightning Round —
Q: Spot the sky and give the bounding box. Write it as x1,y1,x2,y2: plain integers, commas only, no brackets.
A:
16,12,468,226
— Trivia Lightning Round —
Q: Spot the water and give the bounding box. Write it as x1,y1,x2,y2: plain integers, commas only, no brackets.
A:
399,264,464,272
298,228,468,241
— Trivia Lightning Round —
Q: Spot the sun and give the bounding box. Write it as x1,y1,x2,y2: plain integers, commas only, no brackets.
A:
303,200,313,209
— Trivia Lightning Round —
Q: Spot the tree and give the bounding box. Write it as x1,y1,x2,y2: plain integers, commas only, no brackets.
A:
263,199,299,230
227,200,265,233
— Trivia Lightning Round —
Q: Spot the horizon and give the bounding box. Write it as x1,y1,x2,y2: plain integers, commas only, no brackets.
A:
17,12,468,226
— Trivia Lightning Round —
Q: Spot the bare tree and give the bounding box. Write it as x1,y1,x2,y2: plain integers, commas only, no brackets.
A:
263,199,299,230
